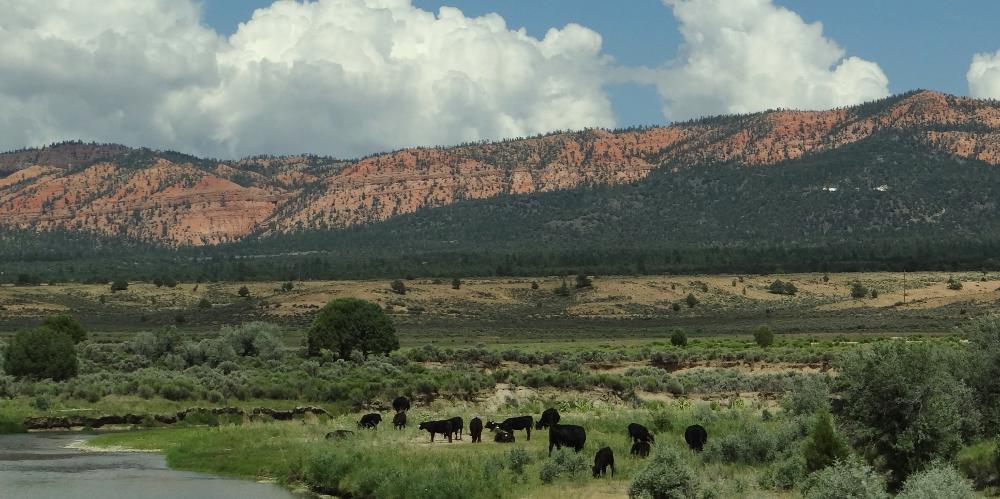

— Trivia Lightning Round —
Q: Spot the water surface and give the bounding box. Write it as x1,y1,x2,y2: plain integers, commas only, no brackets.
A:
0,432,299,499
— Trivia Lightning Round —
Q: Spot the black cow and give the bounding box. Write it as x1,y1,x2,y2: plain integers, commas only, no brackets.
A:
685,424,708,452
393,411,407,430
325,430,354,439
535,408,561,430
592,447,615,478
392,396,411,413
548,424,586,456
627,423,654,444
418,420,453,443
486,416,533,441
630,440,650,458
448,416,464,440
469,417,483,443
493,429,515,443
358,413,382,429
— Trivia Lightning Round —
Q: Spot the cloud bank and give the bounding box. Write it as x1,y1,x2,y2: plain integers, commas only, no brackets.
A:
1,0,894,158
968,49,1000,99
643,0,889,120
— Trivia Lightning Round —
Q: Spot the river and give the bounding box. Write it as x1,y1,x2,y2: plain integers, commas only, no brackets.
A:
0,432,302,499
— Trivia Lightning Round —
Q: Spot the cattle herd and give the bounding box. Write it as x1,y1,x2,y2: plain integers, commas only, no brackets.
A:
324,396,710,480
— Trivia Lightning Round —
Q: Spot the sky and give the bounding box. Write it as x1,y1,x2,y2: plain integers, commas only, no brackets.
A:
3,0,999,159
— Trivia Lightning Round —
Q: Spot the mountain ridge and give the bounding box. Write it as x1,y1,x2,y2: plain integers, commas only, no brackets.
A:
1,90,999,246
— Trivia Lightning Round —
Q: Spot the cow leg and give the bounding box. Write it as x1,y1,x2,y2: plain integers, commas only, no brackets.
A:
447,433,452,443
526,427,531,441
431,432,435,442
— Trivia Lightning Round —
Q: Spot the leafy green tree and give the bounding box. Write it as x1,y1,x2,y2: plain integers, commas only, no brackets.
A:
3,328,78,380
803,410,850,471
575,273,593,289
957,315,1000,434
837,342,980,485
390,279,407,295
41,314,87,343
307,298,399,358
554,279,571,297
753,326,775,347
238,285,250,298
670,331,688,347
111,280,128,292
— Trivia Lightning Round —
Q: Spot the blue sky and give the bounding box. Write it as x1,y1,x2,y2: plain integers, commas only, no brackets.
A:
200,0,1000,128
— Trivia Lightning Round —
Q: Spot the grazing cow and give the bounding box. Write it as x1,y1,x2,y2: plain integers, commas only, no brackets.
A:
630,441,651,458
486,416,534,441
392,396,411,413
548,424,586,456
469,417,484,443
535,408,561,430
592,447,615,478
358,413,382,430
325,430,354,439
493,429,515,443
418,420,454,443
393,411,407,430
685,424,708,452
627,423,654,444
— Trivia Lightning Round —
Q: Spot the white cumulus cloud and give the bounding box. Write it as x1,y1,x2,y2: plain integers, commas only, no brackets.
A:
641,0,889,121
0,0,614,158
968,49,1000,99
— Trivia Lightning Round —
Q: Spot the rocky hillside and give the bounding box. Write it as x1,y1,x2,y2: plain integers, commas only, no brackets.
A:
1,90,998,246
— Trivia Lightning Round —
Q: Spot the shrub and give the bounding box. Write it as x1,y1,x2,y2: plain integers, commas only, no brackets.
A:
197,297,212,309
31,396,50,411
530,281,539,290
539,448,587,484
759,453,807,490
505,447,532,476
685,293,699,308
110,280,129,292
670,331,688,347
554,280,571,297
628,448,701,498
307,298,399,358
3,328,78,380
390,279,407,295
575,273,593,289
451,278,461,290
780,376,831,416
768,280,798,296
957,315,1000,434
948,277,963,290
704,417,807,464
237,286,250,297
850,282,868,299
281,281,294,292
802,458,888,499
753,326,775,348
672,302,682,312
896,463,975,499
41,314,87,343
956,438,999,488
803,410,850,471
837,342,980,485
870,289,879,299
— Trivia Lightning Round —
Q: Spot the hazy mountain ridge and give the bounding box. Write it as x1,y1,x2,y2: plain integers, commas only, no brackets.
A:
1,90,998,246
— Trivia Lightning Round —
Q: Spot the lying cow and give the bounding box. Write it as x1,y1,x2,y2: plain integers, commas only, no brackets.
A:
469,417,483,443
627,423,654,444
630,440,650,458
685,424,708,452
358,413,382,430
535,408,560,430
325,430,354,439
592,447,615,478
548,424,586,456
393,411,407,430
418,420,453,443
486,415,533,441
493,429,515,443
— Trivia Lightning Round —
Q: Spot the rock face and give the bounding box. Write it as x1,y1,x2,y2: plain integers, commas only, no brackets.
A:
1,90,998,246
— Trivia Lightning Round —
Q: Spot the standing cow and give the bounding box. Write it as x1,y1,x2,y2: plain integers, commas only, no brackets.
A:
627,423,654,444
685,424,708,452
469,417,484,443
535,408,561,430
630,441,651,458
448,416,464,440
486,416,534,441
392,411,407,430
392,396,411,413
548,424,586,456
358,413,382,430
418,420,453,443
